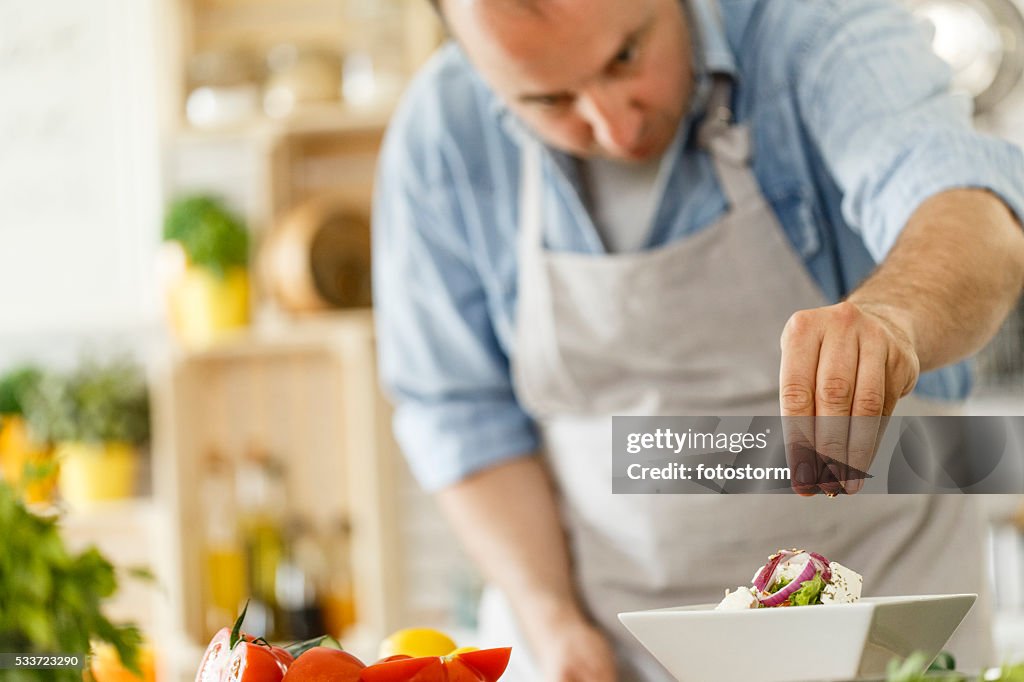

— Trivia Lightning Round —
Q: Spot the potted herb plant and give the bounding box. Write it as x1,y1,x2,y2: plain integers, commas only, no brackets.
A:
0,481,146,682
162,194,251,347
25,357,150,509
0,365,56,505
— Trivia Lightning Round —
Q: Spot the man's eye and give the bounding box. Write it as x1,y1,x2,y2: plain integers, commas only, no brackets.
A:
535,94,572,109
614,41,638,65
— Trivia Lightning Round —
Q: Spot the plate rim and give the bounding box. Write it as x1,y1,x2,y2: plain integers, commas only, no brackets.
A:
617,592,978,623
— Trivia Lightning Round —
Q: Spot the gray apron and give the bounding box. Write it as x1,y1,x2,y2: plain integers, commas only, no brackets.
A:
477,80,994,680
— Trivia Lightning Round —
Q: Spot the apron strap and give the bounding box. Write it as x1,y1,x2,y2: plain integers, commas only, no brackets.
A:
697,75,765,209
518,140,545,254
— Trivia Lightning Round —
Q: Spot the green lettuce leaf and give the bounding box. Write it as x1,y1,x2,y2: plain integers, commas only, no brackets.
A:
790,572,826,606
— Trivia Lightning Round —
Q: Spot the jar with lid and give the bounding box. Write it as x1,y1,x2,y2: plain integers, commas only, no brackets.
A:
263,44,342,119
185,49,262,129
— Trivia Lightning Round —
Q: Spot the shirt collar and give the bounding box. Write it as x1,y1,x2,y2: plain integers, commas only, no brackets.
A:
688,0,737,78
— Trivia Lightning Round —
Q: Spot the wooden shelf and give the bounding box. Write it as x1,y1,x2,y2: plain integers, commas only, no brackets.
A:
167,309,374,362
156,0,447,658
54,496,156,524
172,100,398,145
152,310,409,653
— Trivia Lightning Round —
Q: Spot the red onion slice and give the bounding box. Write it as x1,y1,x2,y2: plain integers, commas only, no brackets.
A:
809,552,832,582
758,559,818,607
753,553,784,592
753,549,799,592
753,548,798,589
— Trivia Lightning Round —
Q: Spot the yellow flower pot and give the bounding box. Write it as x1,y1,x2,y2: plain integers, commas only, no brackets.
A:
90,642,156,682
0,415,57,505
56,441,137,509
167,265,250,348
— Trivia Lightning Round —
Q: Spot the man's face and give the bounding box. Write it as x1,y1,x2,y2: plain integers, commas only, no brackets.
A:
443,0,693,162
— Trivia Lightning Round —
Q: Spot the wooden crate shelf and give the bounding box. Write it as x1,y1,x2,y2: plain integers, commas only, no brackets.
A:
152,311,409,663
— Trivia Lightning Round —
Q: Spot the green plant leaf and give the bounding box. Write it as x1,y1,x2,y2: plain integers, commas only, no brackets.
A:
23,355,150,446
124,565,156,583
928,652,956,672
0,481,146,676
0,366,43,416
163,195,249,276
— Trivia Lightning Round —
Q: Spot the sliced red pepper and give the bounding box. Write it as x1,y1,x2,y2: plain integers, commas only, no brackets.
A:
444,659,486,682
453,648,511,682
359,648,511,682
360,656,446,682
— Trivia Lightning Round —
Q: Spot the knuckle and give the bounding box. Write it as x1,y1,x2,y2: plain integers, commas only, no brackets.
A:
817,437,846,454
818,376,854,407
780,383,815,412
853,389,885,415
832,301,861,326
784,310,815,336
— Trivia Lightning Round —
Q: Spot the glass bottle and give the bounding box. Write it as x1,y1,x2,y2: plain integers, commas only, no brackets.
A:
236,446,287,639
322,517,357,637
201,450,247,638
276,516,327,640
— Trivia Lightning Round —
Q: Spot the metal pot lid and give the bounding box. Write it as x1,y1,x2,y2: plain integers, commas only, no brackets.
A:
909,0,1024,113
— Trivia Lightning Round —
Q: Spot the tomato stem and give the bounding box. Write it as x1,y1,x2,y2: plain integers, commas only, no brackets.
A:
230,600,250,649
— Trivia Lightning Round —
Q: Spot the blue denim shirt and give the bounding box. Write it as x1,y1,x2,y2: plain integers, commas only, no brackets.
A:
373,0,1024,490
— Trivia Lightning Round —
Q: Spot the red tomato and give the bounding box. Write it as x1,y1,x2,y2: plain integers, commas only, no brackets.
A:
282,646,365,682
195,627,233,682
269,646,294,670
454,648,511,682
223,642,287,682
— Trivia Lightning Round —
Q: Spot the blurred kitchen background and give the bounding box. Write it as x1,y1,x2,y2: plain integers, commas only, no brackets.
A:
1,0,1024,679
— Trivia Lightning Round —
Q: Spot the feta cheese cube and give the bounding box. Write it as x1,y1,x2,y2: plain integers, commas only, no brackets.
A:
715,586,759,610
821,561,863,604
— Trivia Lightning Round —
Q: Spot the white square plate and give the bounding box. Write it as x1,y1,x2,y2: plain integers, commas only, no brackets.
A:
619,594,976,682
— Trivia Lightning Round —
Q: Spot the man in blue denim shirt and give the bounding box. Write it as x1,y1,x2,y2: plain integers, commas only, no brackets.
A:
374,0,1024,678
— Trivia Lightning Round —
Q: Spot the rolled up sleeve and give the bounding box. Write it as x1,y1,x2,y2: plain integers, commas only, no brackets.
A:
373,100,537,491
793,0,1024,261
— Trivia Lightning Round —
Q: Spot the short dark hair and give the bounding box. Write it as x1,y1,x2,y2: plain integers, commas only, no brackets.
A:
427,0,541,16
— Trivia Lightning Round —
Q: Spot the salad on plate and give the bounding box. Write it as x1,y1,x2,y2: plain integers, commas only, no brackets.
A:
715,548,863,610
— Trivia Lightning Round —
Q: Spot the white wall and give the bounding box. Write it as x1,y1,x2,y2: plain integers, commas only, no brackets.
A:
0,0,163,367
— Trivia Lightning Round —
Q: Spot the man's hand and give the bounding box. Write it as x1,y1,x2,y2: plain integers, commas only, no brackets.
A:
528,612,618,682
776,189,1024,495
779,301,919,495
436,457,617,680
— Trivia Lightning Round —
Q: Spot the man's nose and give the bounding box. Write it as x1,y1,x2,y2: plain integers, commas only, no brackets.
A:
579,86,643,155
